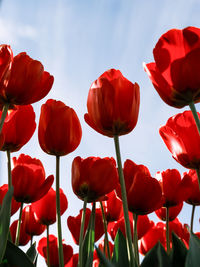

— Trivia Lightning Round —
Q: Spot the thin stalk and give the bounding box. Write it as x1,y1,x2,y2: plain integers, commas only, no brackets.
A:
190,205,196,233
30,236,33,247
78,196,87,267
114,135,134,267
6,150,12,188
166,207,170,254
56,155,64,267
189,101,200,135
100,201,111,260
133,213,139,266
15,202,24,246
46,225,50,267
196,168,200,192
0,103,9,134
88,202,96,259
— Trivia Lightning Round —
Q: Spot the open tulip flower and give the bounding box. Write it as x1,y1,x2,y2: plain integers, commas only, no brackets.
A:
71,156,118,202
144,26,200,108
0,44,54,107
12,154,54,203
159,110,200,169
84,68,140,137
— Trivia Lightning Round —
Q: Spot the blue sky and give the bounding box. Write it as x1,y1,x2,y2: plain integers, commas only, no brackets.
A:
0,0,200,265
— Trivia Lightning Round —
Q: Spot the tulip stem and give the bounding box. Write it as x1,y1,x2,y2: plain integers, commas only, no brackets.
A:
0,103,9,134
166,207,170,254
100,201,111,260
114,135,134,267
189,101,200,135
190,205,196,233
15,202,24,246
133,213,139,266
78,196,87,267
46,225,50,267
56,155,64,267
6,150,12,188
30,236,33,247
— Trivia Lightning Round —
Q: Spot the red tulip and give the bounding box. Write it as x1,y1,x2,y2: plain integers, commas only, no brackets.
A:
93,240,114,263
0,184,20,216
155,202,183,221
159,111,200,169
155,169,192,207
38,235,73,267
144,27,200,108
32,187,68,225
10,219,31,246
65,253,78,267
12,154,54,203
84,69,140,137
72,156,118,202
182,169,200,205
38,99,82,156
67,207,104,245
0,105,36,152
0,45,53,106
22,205,46,236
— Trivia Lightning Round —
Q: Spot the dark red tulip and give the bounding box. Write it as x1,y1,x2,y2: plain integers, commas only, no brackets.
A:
182,169,200,205
0,184,20,215
32,187,68,225
38,99,82,156
10,219,31,246
84,69,140,137
72,156,118,202
155,202,183,221
12,154,54,203
0,105,36,152
159,111,200,169
144,27,200,108
22,205,46,236
38,235,73,267
65,253,78,267
67,208,104,245
0,45,53,106
155,169,192,207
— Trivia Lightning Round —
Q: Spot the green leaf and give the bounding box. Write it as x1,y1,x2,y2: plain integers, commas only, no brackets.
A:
185,232,200,267
4,240,35,267
170,232,187,267
95,246,115,267
26,242,37,264
112,229,130,267
0,186,13,262
141,242,171,267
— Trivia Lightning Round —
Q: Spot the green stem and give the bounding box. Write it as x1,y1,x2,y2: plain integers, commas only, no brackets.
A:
166,207,170,254
30,235,33,247
189,101,200,135
46,225,50,267
6,150,12,188
88,202,96,259
78,196,87,267
56,155,64,267
196,168,200,192
133,213,139,266
190,205,196,233
15,202,24,246
114,135,134,267
0,103,9,134
100,201,111,260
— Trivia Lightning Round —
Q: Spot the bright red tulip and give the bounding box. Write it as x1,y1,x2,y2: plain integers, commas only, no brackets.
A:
72,156,118,202
0,45,53,106
159,111,200,169
0,184,20,215
22,205,46,236
38,235,73,267
10,219,31,246
65,253,78,267
155,202,183,221
38,99,82,156
12,154,54,203
32,187,68,225
155,169,192,207
67,208,104,245
144,27,200,108
0,105,36,152
84,69,140,137
182,169,200,205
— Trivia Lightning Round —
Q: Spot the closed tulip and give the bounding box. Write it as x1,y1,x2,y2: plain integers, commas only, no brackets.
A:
155,202,183,221
10,219,31,246
0,184,20,215
182,169,200,205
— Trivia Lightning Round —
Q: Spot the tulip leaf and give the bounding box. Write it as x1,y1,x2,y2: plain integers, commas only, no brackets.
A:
0,186,13,262
3,240,35,267
170,232,187,267
95,246,115,267
185,232,200,267
26,242,37,264
141,242,171,267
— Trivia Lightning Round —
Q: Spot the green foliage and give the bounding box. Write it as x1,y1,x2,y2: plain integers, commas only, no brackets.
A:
185,232,200,267
170,232,187,267
26,242,38,265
